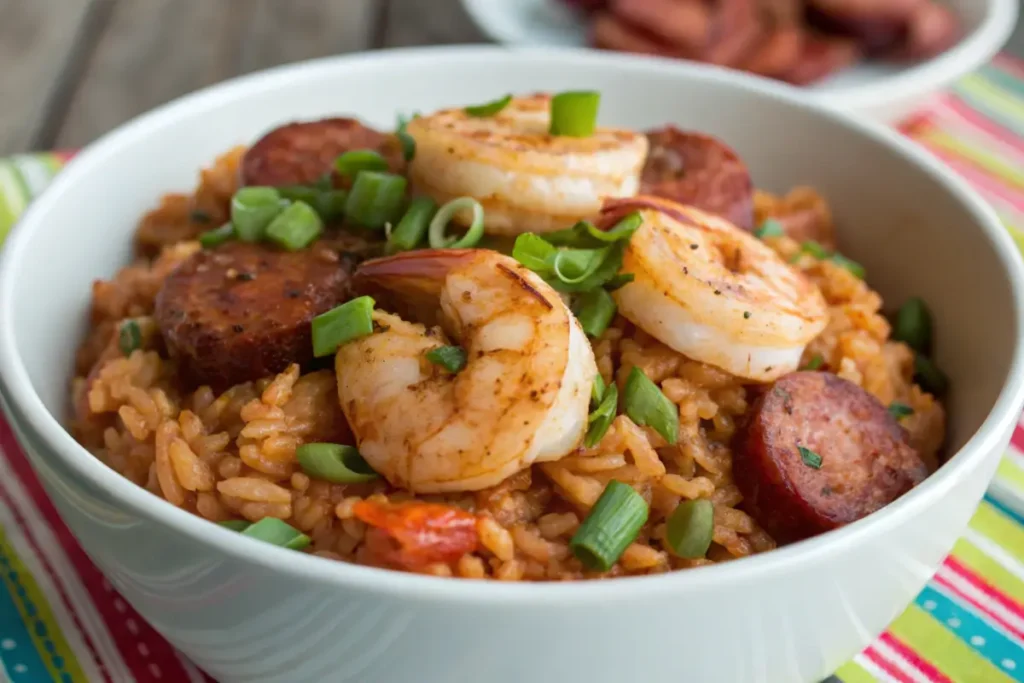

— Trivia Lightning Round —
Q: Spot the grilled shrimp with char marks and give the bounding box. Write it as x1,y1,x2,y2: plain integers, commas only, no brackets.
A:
406,94,648,235
336,249,597,493
607,196,828,381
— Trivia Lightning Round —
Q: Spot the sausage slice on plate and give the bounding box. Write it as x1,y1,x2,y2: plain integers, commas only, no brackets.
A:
240,118,404,188
154,242,354,391
733,371,928,543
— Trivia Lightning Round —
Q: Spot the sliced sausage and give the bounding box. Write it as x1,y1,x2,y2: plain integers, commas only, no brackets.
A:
805,6,904,55
607,0,711,54
739,25,805,78
240,118,404,188
154,242,354,391
590,11,685,58
641,126,754,231
781,35,862,85
703,0,763,67
889,3,960,60
732,371,928,543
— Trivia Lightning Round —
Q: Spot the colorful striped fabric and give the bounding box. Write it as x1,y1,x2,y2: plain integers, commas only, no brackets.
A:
1,61,1024,683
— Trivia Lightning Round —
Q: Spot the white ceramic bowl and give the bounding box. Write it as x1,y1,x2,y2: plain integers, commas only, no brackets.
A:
460,0,1018,122
1,47,1024,683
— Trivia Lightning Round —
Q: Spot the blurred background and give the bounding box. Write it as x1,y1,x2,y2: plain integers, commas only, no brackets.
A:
1,0,1023,157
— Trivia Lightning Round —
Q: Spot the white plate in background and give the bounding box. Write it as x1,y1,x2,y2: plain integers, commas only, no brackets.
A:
461,0,1018,122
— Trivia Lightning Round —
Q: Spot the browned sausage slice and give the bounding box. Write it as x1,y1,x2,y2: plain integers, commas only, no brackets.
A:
154,242,354,391
732,371,928,543
781,35,862,85
240,118,404,188
607,0,711,54
590,11,685,58
641,126,754,231
890,3,960,61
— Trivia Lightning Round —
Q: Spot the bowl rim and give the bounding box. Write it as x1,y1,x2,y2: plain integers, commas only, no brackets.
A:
1,45,1023,606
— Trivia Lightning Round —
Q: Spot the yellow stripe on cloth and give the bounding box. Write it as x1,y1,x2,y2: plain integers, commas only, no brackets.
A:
969,500,1024,565
950,537,1024,603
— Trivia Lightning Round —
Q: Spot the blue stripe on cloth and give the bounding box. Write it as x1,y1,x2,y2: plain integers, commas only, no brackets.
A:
984,492,1024,527
0,554,52,683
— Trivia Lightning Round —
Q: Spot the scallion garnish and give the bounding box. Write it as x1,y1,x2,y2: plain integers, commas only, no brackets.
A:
893,297,932,355
802,354,824,371
511,233,628,293
464,94,513,118
830,252,865,279
604,273,635,291
585,383,618,448
118,320,142,356
573,288,617,338
888,402,914,419
344,171,408,230
591,374,606,406
798,446,822,469
426,345,468,373
754,219,784,239
665,499,714,559
623,367,678,444
913,354,948,395
265,200,323,251
387,196,438,254
334,149,389,178
550,91,601,138
231,187,285,242
241,517,310,550
511,233,557,272
428,197,485,248
199,223,234,249
396,113,417,162
311,296,376,357
545,212,642,248
314,190,349,222
570,480,647,571
218,520,251,532
296,443,379,484
552,247,609,285
800,240,831,260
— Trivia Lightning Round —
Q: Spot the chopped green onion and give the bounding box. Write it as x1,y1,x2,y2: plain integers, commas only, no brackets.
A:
623,367,678,444
546,212,642,248
888,402,914,419
913,354,948,395
231,187,285,242
893,297,933,355
314,190,349,222
591,374,606,406
426,345,468,373
830,252,865,279
604,273,635,291
800,240,830,260
428,197,485,248
265,200,323,251
199,223,234,249
334,150,389,178
218,520,251,532
344,171,408,230
464,94,512,117
798,446,822,469
278,185,320,204
296,443,379,483
552,247,609,285
512,233,557,272
396,114,417,162
802,354,824,371
313,173,333,192
570,480,647,571
550,91,601,138
311,296,376,357
665,499,714,559
585,383,618,448
387,196,437,254
755,219,784,238
573,288,616,337
512,233,628,293
241,517,310,550
118,320,141,356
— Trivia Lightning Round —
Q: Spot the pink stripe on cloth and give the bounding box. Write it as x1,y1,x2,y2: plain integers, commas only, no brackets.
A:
931,572,1024,642
861,644,920,683
944,555,1024,625
878,632,955,683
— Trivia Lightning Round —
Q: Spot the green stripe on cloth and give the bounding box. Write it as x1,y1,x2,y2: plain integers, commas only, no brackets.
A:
950,537,1024,603
833,660,879,683
0,523,88,682
0,162,29,244
997,457,1024,491
886,604,1016,683
970,500,1024,564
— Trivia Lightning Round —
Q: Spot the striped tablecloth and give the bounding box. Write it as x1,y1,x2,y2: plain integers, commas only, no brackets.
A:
1,63,1024,683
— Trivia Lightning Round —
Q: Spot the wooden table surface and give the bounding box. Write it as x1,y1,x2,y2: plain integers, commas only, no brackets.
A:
3,0,1024,157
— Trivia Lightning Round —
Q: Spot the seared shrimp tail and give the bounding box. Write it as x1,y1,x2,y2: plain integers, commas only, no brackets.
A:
354,249,479,299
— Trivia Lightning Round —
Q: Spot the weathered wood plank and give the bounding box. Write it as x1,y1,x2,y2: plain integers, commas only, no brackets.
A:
382,0,486,47
234,0,377,74
0,0,101,155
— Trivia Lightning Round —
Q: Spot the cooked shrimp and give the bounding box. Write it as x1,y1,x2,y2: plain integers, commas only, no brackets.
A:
406,94,648,235
336,249,597,493
607,196,828,381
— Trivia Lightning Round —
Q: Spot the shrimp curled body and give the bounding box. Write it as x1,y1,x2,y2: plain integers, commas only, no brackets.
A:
406,94,648,235
608,196,828,381
336,249,597,493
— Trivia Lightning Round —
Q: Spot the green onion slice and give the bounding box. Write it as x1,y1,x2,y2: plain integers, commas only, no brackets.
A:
802,354,824,371
296,443,379,483
604,273,635,291
199,223,235,249
546,212,642,248
830,252,865,279
231,187,285,242
334,149,389,178
218,520,251,532
894,297,933,355
754,219,785,238
344,171,408,230
913,354,948,395
512,233,628,293
241,517,311,550
798,446,822,469
464,94,513,118
800,240,830,260
396,113,417,162
265,200,323,251
387,196,438,254
426,345,468,373
591,374,606,406
573,288,617,338
311,296,376,357
550,91,601,138
570,480,647,571
888,402,914,419
428,197,485,248
665,499,714,559
552,247,609,285
118,320,142,356
512,233,557,272
585,383,618,448
623,367,678,444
